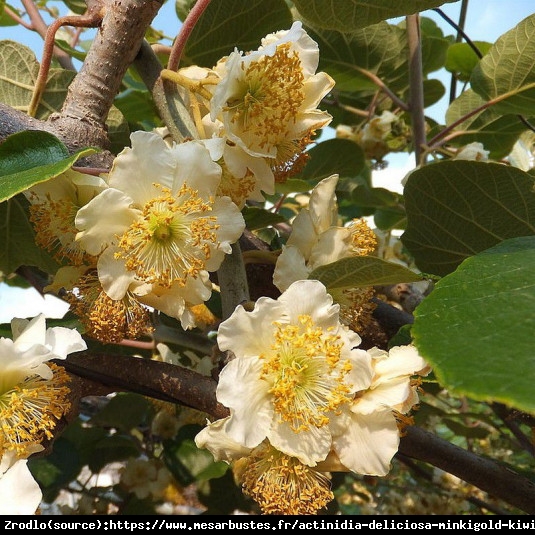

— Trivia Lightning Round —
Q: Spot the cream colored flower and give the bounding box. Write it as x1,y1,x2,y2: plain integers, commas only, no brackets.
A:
0,450,42,514
453,142,489,161
210,21,334,161
0,314,86,457
25,169,107,265
211,280,373,467
325,344,430,476
195,419,333,515
120,457,173,500
273,174,377,291
75,130,245,328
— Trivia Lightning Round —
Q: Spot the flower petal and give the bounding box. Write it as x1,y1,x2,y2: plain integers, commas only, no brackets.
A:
76,188,138,256
332,409,399,476
216,357,273,449
268,420,332,467
273,245,310,292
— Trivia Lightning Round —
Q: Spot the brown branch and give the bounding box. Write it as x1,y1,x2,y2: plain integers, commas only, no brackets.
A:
399,425,535,514
47,0,164,152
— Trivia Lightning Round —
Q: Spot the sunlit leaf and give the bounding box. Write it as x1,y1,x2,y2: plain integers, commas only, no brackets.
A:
309,255,423,289
402,161,535,276
445,41,492,82
0,41,74,118
471,14,535,115
0,131,96,202
412,236,535,415
445,89,530,159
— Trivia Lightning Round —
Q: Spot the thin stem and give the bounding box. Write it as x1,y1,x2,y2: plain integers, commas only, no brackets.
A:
353,66,409,112
21,0,75,70
406,14,427,166
491,403,535,457
28,12,103,117
167,0,212,71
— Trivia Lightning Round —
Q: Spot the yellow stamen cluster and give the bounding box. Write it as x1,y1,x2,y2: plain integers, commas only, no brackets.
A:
261,314,352,432
0,363,70,457
238,443,333,515
225,43,305,150
272,134,312,184
337,286,379,339
116,184,219,287
217,159,257,209
28,194,89,265
348,218,378,256
65,269,152,343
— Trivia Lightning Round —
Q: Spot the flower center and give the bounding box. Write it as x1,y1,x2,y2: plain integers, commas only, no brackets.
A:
0,363,71,457
260,315,352,432
224,43,305,150
116,184,219,287
239,442,333,515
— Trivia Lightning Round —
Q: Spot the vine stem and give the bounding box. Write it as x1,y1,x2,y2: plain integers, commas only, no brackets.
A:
28,11,104,117
167,0,212,71
406,14,427,166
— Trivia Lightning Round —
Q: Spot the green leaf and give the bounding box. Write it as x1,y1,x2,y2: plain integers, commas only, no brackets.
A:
301,138,366,183
309,255,423,290
292,0,458,31
412,236,535,415
471,14,535,115
0,131,96,202
89,393,152,432
182,0,293,67
0,41,74,119
0,2,17,27
313,23,408,94
88,435,140,473
445,41,492,82
445,89,530,159
402,161,535,276
0,195,59,274
0,131,68,175
242,206,286,230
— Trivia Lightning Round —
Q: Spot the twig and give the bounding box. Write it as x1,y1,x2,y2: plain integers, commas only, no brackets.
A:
167,0,212,71
491,403,535,457
406,14,427,166
399,425,535,514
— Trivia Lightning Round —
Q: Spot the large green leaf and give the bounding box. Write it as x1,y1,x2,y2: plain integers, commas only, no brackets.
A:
181,0,293,67
0,41,74,118
312,20,448,97
0,195,59,275
301,138,366,183
292,0,458,32
445,41,492,82
402,161,535,276
312,23,408,94
308,255,422,289
445,89,530,159
412,236,535,415
0,131,96,202
471,14,535,115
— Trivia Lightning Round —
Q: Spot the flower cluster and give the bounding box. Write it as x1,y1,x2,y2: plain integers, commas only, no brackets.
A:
196,280,430,514
173,20,335,208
